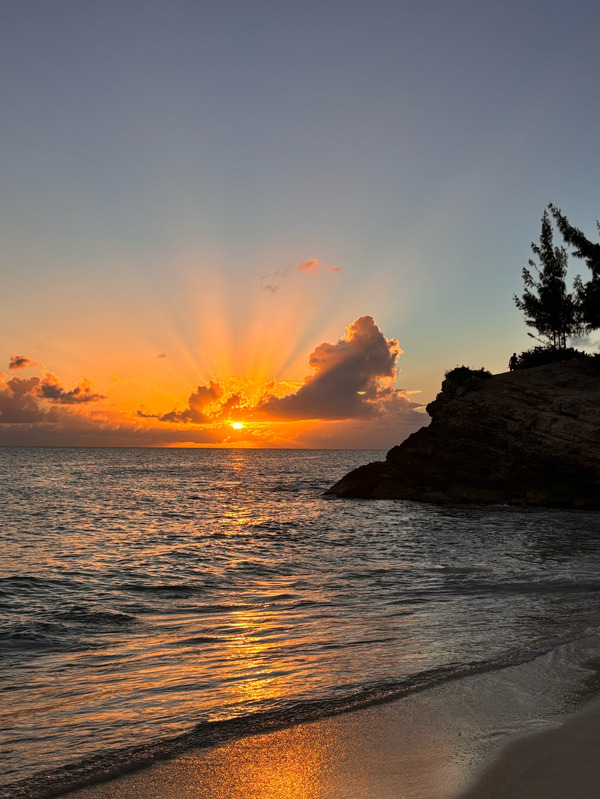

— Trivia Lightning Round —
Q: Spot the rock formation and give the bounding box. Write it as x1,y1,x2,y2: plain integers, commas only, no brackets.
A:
325,359,600,508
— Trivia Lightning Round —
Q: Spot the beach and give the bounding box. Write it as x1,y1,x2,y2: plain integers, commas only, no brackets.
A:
63,634,600,799
459,697,600,799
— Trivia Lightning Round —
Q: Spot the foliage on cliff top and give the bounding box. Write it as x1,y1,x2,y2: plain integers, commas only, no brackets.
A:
512,347,600,371
444,365,493,385
512,346,588,370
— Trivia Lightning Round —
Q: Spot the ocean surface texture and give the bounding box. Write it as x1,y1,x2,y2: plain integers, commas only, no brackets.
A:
3,447,600,797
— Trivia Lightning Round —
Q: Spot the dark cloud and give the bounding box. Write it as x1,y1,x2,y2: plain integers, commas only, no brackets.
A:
0,412,238,447
9,354,38,370
157,353,168,359
38,374,105,405
0,372,105,424
158,380,225,423
257,316,420,421
153,379,250,425
0,373,241,445
0,376,46,423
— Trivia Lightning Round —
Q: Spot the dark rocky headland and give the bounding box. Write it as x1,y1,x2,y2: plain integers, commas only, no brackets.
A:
325,359,600,508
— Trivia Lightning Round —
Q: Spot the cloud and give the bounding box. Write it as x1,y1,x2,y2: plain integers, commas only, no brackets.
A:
298,258,343,274
260,258,343,292
157,353,168,358
0,411,241,447
0,371,238,446
157,379,243,423
38,374,105,404
260,267,292,294
257,316,420,422
569,334,600,351
0,376,46,423
298,258,319,272
0,371,105,424
9,354,39,370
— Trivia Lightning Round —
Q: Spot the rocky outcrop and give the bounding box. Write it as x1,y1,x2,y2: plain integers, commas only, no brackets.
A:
325,359,600,508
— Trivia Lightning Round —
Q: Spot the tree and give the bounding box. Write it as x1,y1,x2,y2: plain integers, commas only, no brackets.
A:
514,210,579,350
549,203,600,331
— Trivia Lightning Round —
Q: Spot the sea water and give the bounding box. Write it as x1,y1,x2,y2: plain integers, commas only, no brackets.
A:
2,447,600,797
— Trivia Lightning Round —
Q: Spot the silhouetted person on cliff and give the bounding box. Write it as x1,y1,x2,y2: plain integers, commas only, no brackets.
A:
509,353,518,371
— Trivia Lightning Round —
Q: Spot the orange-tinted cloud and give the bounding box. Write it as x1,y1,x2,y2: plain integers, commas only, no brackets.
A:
298,258,343,274
297,258,319,272
260,259,343,292
157,380,227,423
0,372,105,426
38,374,105,404
9,354,39,370
257,316,418,421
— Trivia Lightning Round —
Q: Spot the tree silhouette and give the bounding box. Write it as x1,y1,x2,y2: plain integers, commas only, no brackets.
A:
514,210,579,350
549,203,600,331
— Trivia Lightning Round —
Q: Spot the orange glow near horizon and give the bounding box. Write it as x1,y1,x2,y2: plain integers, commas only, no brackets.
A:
2,258,423,448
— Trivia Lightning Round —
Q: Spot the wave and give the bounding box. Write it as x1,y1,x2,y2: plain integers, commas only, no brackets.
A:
4,629,599,799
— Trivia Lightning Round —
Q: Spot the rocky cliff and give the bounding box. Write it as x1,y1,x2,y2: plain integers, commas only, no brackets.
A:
325,359,600,508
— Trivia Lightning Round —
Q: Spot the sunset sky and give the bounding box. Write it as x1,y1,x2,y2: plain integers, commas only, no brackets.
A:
2,0,599,448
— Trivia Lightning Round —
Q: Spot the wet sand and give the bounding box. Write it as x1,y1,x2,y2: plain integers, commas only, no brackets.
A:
65,639,600,799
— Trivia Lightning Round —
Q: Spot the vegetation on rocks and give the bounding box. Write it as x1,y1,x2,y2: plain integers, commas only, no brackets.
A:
514,204,600,363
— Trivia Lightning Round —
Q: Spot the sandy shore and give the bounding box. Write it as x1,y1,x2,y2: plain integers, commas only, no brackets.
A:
458,696,600,799
63,636,600,799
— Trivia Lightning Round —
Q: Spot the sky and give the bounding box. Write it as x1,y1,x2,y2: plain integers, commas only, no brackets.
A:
1,0,599,448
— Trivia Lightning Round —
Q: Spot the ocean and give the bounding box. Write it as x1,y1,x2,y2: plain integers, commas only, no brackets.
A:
3,447,600,798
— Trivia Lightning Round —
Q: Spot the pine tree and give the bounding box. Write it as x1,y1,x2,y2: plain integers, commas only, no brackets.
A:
514,210,579,349
549,203,600,331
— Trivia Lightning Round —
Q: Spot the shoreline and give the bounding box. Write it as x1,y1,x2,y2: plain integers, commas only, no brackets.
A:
48,633,600,799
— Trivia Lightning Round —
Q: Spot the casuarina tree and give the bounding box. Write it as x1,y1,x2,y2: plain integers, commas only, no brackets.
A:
514,210,579,350
549,203,600,332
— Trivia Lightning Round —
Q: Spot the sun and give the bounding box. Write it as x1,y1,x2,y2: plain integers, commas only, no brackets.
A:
231,422,244,430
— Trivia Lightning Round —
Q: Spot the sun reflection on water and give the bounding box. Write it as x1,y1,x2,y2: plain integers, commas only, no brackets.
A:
224,606,289,708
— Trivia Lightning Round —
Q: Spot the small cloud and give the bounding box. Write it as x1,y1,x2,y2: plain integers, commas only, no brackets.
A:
260,267,291,293
157,353,168,359
260,259,344,292
298,258,320,272
38,374,105,405
9,354,39,370
298,259,344,275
